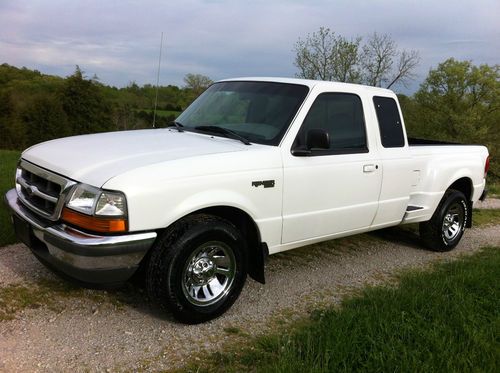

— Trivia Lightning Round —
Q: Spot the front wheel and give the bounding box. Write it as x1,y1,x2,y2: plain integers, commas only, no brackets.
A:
419,189,469,252
146,214,247,324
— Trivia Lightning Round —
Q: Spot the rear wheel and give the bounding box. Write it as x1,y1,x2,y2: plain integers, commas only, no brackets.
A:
146,214,247,324
419,189,468,252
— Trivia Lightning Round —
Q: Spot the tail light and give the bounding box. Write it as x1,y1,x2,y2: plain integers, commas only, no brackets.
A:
485,155,490,177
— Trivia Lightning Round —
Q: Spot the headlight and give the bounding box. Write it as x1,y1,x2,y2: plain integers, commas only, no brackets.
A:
66,184,127,217
63,184,128,233
66,184,100,215
96,192,127,216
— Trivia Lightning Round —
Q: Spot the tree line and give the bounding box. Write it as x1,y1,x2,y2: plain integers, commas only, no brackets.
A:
0,64,212,149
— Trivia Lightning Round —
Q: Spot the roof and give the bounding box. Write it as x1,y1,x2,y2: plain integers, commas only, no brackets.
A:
219,76,394,95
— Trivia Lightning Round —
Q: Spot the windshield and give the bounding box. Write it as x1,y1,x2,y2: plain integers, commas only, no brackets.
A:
176,81,309,145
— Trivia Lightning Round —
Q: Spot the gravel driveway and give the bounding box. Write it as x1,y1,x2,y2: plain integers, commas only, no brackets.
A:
474,197,500,209
1,223,499,372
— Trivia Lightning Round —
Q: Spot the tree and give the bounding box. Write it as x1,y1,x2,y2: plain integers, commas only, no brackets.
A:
362,33,420,89
60,66,114,135
21,94,70,146
183,73,213,96
293,28,420,89
294,27,362,82
0,91,19,148
407,58,500,177
414,59,499,139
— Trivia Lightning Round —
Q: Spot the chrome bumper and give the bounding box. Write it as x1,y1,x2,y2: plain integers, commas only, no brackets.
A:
5,188,157,284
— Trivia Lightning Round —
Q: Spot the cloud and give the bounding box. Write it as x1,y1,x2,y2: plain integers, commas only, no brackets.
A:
1,0,499,92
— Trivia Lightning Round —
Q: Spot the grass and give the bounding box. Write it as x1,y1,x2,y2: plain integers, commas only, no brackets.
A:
183,247,500,373
488,181,500,197
0,277,145,321
0,149,21,246
473,208,500,226
0,279,79,321
0,277,90,321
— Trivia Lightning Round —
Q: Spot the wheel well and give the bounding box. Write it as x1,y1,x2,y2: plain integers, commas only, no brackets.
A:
139,206,267,284
189,206,267,284
448,177,473,228
448,177,472,201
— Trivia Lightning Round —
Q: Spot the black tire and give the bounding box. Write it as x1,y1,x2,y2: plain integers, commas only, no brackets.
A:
419,189,469,252
146,214,247,324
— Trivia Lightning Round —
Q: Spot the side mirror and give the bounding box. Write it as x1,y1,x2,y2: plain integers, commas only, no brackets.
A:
292,128,330,156
307,129,330,150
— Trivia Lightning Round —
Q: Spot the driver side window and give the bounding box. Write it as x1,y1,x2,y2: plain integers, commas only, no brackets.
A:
294,93,368,155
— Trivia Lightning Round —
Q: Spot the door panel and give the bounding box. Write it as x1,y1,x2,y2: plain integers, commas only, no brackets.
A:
281,92,383,244
370,96,413,226
371,155,413,226
282,153,382,243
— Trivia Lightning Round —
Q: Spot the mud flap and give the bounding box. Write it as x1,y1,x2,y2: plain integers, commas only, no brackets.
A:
466,201,473,228
248,243,268,284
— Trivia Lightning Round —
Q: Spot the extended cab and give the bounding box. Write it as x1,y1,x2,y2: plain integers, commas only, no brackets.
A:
5,78,489,323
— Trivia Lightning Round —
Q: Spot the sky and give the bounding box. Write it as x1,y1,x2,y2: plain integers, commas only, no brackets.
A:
1,0,499,94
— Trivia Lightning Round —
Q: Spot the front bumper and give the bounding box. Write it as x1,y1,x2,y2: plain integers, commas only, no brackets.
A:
5,188,157,285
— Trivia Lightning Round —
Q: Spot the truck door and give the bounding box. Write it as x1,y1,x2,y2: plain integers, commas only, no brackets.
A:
281,92,382,244
370,96,413,227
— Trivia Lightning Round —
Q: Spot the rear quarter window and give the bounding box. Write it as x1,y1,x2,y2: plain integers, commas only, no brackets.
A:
373,96,405,148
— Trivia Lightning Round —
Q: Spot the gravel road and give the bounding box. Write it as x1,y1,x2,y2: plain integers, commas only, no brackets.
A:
474,197,500,209
1,222,499,372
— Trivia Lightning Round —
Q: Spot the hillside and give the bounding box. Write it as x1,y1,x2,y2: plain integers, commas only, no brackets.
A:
0,63,193,149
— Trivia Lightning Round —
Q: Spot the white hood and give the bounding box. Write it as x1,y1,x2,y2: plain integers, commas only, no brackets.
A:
22,129,248,187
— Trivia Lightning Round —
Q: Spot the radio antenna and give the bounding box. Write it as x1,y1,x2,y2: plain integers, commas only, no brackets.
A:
152,31,163,128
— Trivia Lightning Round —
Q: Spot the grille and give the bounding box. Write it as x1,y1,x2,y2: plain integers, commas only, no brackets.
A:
16,160,75,221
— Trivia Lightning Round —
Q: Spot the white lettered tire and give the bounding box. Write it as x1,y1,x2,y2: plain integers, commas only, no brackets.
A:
419,189,468,252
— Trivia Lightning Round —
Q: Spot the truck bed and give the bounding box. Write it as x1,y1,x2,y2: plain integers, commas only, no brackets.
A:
403,142,488,224
408,137,460,146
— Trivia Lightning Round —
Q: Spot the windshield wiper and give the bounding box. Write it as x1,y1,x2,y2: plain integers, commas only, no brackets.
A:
194,125,251,145
167,121,184,132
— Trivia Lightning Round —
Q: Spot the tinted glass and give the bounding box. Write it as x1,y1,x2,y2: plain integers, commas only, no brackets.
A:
295,93,367,153
373,96,405,148
177,81,309,146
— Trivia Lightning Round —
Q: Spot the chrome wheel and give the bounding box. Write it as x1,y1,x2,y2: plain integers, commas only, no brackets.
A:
182,241,236,306
442,202,464,241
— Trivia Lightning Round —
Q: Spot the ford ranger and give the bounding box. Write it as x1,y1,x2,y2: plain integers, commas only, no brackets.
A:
5,78,489,323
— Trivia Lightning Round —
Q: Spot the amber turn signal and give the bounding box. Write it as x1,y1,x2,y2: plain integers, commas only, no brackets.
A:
61,207,127,233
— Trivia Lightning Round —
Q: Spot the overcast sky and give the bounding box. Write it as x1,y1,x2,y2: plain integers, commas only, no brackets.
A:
1,0,499,93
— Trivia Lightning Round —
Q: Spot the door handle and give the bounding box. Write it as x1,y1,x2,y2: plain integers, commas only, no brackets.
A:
363,164,378,173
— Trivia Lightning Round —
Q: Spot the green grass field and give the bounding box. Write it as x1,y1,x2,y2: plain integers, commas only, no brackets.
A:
186,247,500,373
0,150,20,246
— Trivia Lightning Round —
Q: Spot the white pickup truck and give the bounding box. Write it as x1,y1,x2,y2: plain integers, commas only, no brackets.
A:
6,78,489,323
